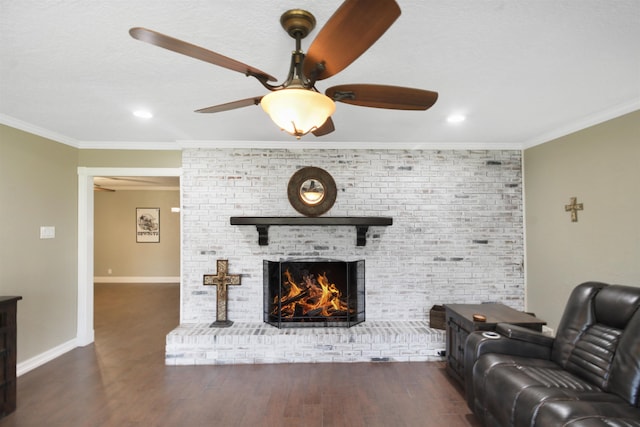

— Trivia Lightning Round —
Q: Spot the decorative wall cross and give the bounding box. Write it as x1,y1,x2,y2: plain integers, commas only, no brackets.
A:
203,259,241,327
564,197,584,222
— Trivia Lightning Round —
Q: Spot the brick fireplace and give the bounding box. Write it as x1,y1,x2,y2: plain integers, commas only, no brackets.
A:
167,148,525,365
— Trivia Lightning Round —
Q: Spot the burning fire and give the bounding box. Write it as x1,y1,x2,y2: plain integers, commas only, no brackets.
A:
273,269,351,319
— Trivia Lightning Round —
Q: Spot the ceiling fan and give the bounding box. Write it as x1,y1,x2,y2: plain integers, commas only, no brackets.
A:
93,177,163,192
93,185,115,192
129,0,438,139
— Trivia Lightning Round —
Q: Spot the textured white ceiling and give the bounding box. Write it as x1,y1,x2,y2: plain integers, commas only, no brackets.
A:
1,0,639,149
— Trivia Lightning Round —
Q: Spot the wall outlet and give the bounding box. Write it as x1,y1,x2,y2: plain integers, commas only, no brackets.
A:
40,226,55,239
107,268,112,275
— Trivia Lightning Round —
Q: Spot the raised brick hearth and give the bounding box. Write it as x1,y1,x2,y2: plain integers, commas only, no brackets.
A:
166,321,445,365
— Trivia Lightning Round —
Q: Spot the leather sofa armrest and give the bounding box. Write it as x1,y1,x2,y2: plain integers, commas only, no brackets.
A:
495,323,554,347
464,325,554,409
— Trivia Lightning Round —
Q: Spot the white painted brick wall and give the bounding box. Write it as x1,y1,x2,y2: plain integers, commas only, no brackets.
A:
181,148,524,324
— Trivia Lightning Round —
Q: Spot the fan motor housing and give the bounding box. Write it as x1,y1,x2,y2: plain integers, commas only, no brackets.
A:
280,9,316,39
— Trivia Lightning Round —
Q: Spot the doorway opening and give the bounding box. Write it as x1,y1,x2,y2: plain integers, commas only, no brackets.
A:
77,167,182,346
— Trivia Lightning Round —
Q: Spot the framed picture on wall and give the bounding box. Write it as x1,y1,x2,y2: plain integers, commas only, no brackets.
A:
136,208,160,243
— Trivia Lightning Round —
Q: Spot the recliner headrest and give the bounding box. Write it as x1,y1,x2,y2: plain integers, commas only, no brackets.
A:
594,285,640,329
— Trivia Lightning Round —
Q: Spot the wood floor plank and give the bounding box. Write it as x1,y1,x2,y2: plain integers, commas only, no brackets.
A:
4,283,481,426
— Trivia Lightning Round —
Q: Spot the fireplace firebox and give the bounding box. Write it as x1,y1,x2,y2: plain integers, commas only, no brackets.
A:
264,259,365,328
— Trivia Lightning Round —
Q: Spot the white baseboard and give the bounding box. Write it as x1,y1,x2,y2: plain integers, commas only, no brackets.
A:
94,276,180,283
17,338,78,377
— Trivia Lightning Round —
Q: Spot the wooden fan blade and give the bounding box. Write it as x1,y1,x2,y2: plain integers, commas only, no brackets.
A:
326,84,438,110
129,27,277,82
94,185,115,192
195,96,263,113
302,0,401,80
312,117,335,136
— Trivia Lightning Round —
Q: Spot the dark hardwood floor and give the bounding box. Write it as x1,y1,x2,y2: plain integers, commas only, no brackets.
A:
3,283,480,427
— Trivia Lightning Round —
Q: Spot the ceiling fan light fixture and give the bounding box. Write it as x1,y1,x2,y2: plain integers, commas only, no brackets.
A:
261,89,335,139
130,1,435,139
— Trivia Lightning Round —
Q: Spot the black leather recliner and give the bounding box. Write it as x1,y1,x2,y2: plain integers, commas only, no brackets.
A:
464,282,640,427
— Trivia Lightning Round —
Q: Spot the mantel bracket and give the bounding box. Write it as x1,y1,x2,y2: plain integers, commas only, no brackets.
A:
256,225,270,246
355,226,369,246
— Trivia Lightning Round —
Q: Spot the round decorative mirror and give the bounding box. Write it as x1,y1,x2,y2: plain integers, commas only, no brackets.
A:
299,179,325,205
287,167,337,217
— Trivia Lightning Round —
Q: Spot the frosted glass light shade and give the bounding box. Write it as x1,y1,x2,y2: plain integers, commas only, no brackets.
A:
261,89,336,138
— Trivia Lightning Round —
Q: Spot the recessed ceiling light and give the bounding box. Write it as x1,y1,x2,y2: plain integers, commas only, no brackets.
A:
133,110,153,119
447,114,466,124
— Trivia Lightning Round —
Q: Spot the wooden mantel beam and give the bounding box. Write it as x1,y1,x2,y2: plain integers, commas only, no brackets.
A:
230,216,393,246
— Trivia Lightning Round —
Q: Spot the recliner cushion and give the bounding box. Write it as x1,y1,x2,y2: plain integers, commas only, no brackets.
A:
565,323,623,389
475,353,610,427
551,282,608,367
515,387,624,427
594,285,640,330
534,400,640,427
555,284,640,405
565,420,640,427
608,294,640,406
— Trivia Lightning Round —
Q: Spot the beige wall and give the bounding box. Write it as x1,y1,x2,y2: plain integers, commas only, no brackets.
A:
1,125,183,365
0,124,79,362
524,110,640,330
95,190,180,278
78,149,181,168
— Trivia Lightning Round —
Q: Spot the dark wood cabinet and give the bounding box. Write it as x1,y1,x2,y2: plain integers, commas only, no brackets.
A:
0,296,22,418
444,303,545,387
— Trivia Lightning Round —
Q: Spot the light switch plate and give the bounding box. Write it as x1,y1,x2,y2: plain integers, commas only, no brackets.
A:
40,226,55,239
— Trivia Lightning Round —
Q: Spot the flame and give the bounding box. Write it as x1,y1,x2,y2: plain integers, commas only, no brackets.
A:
273,269,351,319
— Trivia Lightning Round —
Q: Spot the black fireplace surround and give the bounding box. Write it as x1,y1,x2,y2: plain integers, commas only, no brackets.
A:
264,259,365,328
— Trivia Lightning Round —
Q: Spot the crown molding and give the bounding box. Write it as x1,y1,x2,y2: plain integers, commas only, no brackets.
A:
521,99,640,149
0,113,522,150
175,140,524,150
5,100,638,152
77,140,182,150
0,114,79,147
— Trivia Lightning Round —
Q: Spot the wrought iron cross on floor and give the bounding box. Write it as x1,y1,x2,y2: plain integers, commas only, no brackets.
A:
203,259,241,327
